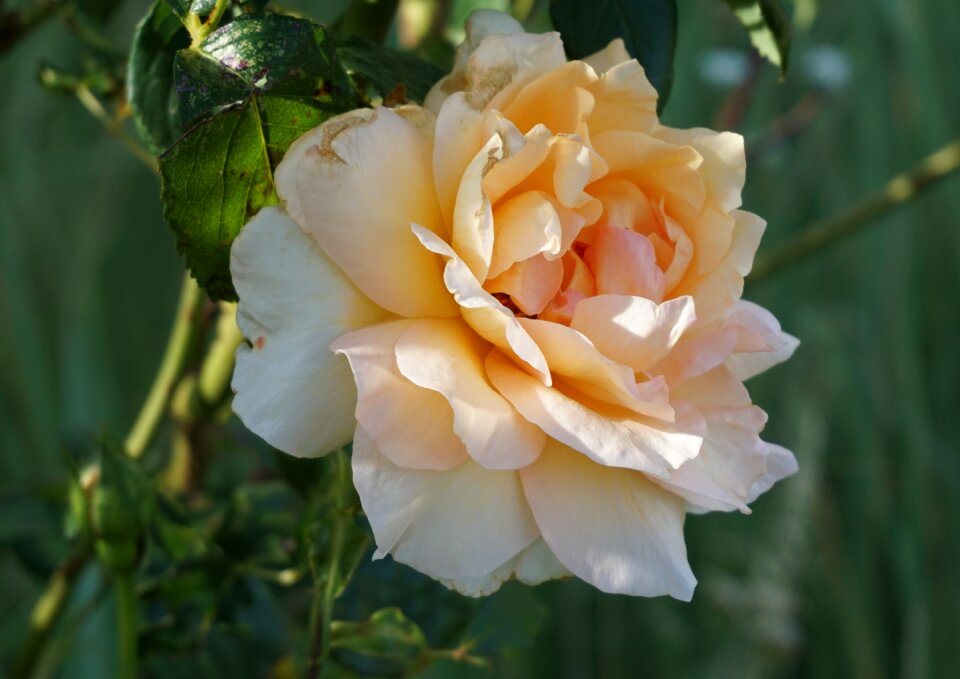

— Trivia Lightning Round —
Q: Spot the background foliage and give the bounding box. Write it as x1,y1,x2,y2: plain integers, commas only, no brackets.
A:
1,0,959,677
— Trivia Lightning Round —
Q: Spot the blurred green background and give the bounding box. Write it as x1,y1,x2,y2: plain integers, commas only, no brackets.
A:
2,0,959,676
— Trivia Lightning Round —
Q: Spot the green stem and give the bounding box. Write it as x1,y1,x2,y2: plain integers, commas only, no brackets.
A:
11,544,92,679
125,274,205,458
188,0,229,46
334,0,400,44
750,139,960,284
74,85,158,173
304,452,350,679
116,573,138,679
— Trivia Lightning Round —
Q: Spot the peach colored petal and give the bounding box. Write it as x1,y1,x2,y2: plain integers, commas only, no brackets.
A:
675,209,765,323
654,407,769,513
488,191,563,278
652,325,741,386
276,107,457,319
331,320,468,470
585,225,665,301
520,439,696,599
452,134,503,280
747,443,799,502
518,318,673,418
654,125,746,213
486,350,702,475
352,426,539,580
394,319,545,470
485,255,563,316
585,60,658,135
439,537,569,597
432,93,486,229
411,223,551,384
725,301,800,380
231,207,388,458
570,294,696,372
501,61,597,135
483,123,553,204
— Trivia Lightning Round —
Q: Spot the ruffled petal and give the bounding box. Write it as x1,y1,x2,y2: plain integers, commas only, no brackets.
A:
724,301,800,380
331,320,468,470
520,439,696,599
486,350,702,475
584,225,665,301
747,443,799,502
570,294,696,372
411,223,552,384
275,107,457,318
231,207,387,457
353,426,539,580
394,318,545,470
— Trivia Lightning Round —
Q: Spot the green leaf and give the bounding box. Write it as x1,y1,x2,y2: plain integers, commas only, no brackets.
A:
331,608,428,660
166,0,217,20
461,583,547,656
724,0,792,75
549,0,678,111
336,34,445,104
128,0,191,154
175,14,358,129
159,95,329,300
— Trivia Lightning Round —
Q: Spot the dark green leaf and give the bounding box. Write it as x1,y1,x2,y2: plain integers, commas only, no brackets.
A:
724,0,792,75
128,0,191,154
331,607,428,660
159,95,329,300
175,14,358,129
550,0,678,111
336,34,445,104
462,583,547,656
166,0,217,20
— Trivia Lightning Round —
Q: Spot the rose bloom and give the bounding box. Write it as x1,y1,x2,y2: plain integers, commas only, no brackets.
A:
230,11,798,599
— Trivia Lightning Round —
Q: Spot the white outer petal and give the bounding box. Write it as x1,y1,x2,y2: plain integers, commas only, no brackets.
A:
230,206,386,457
352,426,539,580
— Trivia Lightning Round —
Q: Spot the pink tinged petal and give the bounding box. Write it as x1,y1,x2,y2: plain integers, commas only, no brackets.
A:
394,319,546,470
589,178,659,234
585,225,666,301
724,301,800,380
439,538,570,597
520,439,697,599
540,290,586,325
352,426,539,580
488,191,563,278
570,294,697,372
486,255,564,316
230,207,388,457
654,126,746,213
276,107,456,319
486,350,703,476
747,443,799,502
330,320,468,470
451,134,504,281
518,318,673,419
652,325,741,386
583,38,633,75
586,60,659,135
411,224,552,384
654,407,770,513
673,365,753,410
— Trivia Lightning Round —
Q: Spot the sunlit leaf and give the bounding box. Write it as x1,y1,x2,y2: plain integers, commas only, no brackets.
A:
723,0,792,75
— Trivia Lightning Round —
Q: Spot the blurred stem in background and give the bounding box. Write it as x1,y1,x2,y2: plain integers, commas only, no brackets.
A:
116,573,138,679
750,138,960,284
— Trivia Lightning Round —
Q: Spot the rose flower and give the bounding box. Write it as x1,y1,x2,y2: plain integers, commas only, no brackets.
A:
230,11,798,599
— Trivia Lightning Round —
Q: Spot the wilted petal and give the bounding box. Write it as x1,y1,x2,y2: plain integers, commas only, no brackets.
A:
353,426,539,580
331,320,468,470
276,107,456,318
520,439,696,599
231,207,387,457
395,318,545,469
